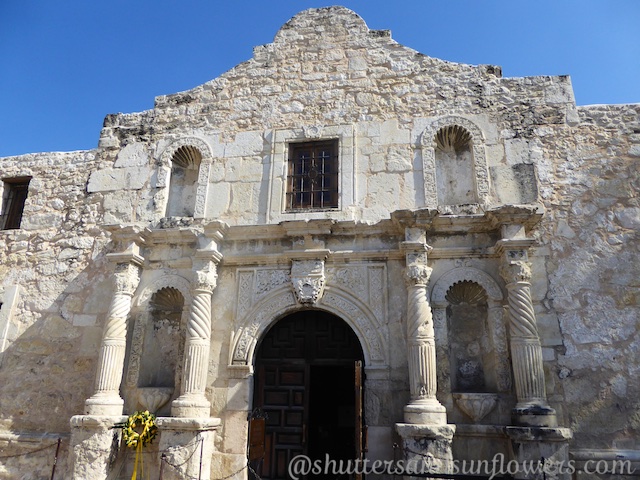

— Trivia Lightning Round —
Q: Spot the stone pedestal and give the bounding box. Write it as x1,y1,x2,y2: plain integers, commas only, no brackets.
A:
69,415,221,480
506,426,572,480
157,417,221,480
70,415,127,480
396,424,456,478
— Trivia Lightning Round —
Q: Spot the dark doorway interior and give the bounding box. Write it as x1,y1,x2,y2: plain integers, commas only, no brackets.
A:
308,365,356,461
251,310,364,480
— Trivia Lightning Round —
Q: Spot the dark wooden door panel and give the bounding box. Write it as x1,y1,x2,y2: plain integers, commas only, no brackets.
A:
253,311,365,480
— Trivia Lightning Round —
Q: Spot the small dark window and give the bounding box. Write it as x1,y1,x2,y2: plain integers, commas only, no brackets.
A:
1,177,31,230
286,140,338,211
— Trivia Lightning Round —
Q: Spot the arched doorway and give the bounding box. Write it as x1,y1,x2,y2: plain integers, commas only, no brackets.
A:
251,310,365,479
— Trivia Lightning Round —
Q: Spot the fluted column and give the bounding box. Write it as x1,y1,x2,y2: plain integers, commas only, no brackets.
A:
85,261,141,415
172,256,220,418
498,242,557,427
403,233,446,425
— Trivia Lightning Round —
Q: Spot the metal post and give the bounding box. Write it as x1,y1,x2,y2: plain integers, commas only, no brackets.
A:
50,437,61,480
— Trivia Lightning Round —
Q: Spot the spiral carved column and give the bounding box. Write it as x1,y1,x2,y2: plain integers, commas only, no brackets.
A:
403,241,446,425
85,262,141,415
499,247,557,427
172,260,218,418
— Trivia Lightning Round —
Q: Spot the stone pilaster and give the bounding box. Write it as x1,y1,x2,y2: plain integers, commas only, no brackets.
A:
402,228,446,425
85,259,142,416
172,252,221,418
497,240,556,427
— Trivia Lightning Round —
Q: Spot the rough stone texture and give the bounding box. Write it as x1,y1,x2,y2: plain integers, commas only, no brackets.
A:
0,6,638,479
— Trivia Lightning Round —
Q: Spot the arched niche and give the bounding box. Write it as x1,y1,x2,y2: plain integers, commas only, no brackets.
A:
229,286,388,372
420,116,490,208
125,274,192,415
157,137,214,218
430,267,511,396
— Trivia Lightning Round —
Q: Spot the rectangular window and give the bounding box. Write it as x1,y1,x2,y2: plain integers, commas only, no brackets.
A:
1,177,31,230
286,140,338,211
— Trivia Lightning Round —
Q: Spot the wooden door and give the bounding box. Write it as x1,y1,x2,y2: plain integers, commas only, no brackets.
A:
253,311,365,480
257,363,308,479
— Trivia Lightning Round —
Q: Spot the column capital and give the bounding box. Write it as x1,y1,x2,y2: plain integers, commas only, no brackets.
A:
192,261,218,293
500,260,532,285
405,265,433,286
112,262,141,296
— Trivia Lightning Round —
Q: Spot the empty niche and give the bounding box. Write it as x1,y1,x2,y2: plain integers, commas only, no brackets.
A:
137,287,185,389
166,145,202,217
445,281,496,392
435,125,477,206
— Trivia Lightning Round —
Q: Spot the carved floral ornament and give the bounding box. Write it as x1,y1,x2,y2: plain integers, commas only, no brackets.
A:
114,263,142,296
499,259,532,284
194,263,218,292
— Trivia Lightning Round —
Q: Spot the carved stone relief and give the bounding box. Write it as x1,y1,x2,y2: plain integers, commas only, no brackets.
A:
291,259,326,304
231,263,389,367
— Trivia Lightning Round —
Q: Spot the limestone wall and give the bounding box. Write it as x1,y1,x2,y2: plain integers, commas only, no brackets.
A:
537,103,640,451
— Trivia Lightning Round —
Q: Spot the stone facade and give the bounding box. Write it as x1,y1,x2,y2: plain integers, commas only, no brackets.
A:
0,7,638,479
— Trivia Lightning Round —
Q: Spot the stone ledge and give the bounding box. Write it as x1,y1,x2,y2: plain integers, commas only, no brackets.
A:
505,426,572,442
395,423,456,440
156,417,221,431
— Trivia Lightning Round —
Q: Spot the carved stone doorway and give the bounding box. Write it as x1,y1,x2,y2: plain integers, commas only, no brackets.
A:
252,310,365,479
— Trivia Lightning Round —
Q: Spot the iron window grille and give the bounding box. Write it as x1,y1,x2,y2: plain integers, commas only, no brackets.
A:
286,140,339,211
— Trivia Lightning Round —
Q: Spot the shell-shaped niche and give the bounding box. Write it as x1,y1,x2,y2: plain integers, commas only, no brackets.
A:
434,125,476,205
436,124,472,153
166,145,202,217
445,280,487,306
171,145,202,169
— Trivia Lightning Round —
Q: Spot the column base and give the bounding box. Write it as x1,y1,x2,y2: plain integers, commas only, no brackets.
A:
506,426,572,480
70,415,127,480
84,393,124,416
513,404,557,427
157,417,221,480
404,398,447,424
171,393,211,418
396,423,456,478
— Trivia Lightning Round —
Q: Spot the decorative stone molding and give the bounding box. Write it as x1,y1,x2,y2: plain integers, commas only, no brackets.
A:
291,258,326,304
266,124,355,222
229,286,388,369
420,115,490,207
431,267,503,304
134,273,193,308
158,136,215,218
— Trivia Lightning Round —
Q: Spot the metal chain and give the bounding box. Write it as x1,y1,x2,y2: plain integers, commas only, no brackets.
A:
0,441,58,459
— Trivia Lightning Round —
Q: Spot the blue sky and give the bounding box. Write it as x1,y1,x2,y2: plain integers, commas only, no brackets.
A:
1,1,638,157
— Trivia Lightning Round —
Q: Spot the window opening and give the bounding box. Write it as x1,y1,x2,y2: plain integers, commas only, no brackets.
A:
1,177,31,230
286,140,338,211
